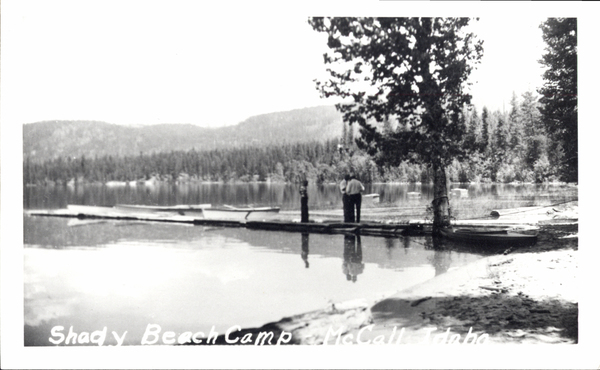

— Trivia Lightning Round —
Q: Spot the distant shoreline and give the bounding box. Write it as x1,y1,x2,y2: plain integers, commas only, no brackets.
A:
24,179,577,187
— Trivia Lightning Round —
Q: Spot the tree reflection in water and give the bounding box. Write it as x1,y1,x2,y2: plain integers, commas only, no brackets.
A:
342,234,364,283
427,236,453,276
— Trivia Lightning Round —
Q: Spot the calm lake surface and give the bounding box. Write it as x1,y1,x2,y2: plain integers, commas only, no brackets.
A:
23,182,577,346
24,181,577,216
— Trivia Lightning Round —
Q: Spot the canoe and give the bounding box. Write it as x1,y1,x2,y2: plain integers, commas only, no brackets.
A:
202,205,280,221
439,226,538,245
115,204,211,215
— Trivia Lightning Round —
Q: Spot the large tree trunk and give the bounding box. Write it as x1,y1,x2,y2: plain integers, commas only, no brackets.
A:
431,162,450,232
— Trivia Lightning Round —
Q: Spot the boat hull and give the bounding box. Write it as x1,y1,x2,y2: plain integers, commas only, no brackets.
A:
66,204,205,218
115,204,211,215
66,204,128,216
202,207,280,221
439,227,537,246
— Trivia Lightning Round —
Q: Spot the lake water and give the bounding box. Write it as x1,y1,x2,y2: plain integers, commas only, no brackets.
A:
24,181,577,216
23,182,577,346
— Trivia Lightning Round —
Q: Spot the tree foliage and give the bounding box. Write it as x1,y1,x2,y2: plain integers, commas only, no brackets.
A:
309,18,484,170
538,18,577,182
309,17,484,227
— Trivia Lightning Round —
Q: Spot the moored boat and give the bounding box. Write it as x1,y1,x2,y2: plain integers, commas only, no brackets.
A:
66,204,202,218
202,205,280,221
363,193,380,205
66,204,126,216
439,226,538,245
115,204,211,215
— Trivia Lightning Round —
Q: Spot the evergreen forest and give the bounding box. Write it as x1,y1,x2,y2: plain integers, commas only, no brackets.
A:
24,91,570,186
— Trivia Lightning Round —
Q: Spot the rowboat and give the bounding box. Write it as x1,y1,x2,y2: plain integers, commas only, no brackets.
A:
202,205,280,221
115,204,211,215
363,193,380,205
439,226,538,245
66,204,128,216
66,204,204,218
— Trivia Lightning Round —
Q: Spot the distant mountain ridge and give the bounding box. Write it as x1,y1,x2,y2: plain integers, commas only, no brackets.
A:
23,105,344,161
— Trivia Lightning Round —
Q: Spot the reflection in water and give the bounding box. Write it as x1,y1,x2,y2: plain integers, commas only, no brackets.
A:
430,250,452,276
424,236,452,276
301,233,309,268
402,235,411,253
22,216,492,346
384,237,394,260
342,234,364,283
25,182,577,213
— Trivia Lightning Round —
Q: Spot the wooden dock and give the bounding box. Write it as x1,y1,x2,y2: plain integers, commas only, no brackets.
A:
26,203,575,237
25,206,425,237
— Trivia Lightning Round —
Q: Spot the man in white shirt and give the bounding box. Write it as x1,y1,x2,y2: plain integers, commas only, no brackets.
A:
346,175,365,223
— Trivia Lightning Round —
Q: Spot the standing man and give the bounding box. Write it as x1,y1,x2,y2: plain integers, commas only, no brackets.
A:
340,174,351,223
300,179,309,223
346,175,365,223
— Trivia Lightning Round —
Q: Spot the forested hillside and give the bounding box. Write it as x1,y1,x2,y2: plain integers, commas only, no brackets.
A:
24,91,573,186
23,106,343,160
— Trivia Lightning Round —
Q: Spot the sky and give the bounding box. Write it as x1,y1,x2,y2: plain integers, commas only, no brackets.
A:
2,1,586,129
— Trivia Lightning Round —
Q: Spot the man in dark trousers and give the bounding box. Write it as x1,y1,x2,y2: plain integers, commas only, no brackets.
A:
300,180,309,223
346,175,365,223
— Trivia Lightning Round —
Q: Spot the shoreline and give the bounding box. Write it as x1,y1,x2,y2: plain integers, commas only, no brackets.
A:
339,242,578,345
213,221,578,345
187,202,579,346
24,178,577,187
287,234,578,345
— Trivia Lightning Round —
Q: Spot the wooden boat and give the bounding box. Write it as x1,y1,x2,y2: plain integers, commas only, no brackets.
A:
439,226,538,245
453,226,511,234
202,205,280,221
66,204,199,219
66,204,126,216
115,204,211,215
67,219,108,227
363,193,380,205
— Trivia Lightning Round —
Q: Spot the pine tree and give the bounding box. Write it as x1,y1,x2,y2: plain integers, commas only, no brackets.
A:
508,92,522,153
481,106,490,152
538,18,577,182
